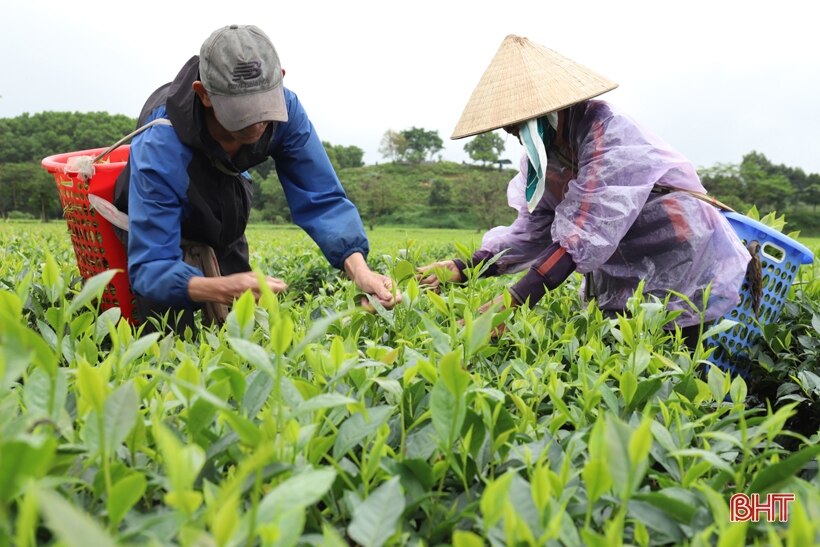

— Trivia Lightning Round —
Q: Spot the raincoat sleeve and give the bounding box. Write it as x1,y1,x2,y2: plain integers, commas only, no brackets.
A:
551,101,702,274
270,91,369,269
127,122,202,306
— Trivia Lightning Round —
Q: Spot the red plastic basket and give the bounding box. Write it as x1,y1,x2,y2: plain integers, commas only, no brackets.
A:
41,146,135,322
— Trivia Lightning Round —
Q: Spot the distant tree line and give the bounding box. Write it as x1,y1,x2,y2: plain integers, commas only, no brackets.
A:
0,112,136,220
699,151,820,233
1,111,818,234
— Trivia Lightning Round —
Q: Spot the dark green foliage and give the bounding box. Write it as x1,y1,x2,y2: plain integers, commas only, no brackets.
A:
0,111,136,221
322,141,365,170
247,160,516,230
699,151,820,234
0,223,817,545
340,161,516,230
3,112,820,235
428,179,452,208
401,126,443,163
0,162,61,220
463,131,506,166
0,111,136,163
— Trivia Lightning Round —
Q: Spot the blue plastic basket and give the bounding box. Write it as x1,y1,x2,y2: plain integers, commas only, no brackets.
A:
706,212,815,374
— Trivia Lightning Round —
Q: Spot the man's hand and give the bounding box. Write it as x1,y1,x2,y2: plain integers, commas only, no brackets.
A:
188,271,287,304
416,260,463,291
344,252,400,310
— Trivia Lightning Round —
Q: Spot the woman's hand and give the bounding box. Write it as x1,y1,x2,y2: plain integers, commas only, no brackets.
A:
416,260,463,291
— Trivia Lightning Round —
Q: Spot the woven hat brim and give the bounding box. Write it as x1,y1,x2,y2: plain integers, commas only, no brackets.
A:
451,35,618,139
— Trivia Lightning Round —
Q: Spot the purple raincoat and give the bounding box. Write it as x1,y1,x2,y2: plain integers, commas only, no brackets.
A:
480,100,751,326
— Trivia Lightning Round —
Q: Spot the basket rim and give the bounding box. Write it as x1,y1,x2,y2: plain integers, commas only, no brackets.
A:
41,145,131,174
724,211,814,265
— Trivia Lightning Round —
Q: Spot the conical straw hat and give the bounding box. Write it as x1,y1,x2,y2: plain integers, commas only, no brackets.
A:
451,35,618,139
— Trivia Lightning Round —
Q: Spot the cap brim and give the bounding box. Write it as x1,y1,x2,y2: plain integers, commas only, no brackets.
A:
210,84,288,132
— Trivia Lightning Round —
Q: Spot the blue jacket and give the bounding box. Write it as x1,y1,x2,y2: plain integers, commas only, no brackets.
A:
113,56,369,307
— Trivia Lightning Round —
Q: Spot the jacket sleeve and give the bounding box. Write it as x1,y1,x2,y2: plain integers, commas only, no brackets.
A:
270,91,369,269
127,122,202,306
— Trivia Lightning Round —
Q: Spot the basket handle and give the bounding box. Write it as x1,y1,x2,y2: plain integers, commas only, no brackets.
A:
760,242,786,264
92,118,173,164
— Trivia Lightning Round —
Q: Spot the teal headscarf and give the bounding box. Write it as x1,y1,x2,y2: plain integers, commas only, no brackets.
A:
520,113,557,212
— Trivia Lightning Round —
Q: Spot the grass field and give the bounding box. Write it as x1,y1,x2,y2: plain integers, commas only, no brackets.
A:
3,219,819,255
246,223,486,254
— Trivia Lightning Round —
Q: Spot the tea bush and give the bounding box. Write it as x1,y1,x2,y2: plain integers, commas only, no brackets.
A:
0,223,817,546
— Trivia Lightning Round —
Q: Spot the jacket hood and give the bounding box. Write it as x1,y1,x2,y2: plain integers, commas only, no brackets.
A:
165,56,206,149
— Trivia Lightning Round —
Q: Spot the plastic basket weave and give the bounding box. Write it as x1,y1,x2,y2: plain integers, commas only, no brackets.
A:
706,211,815,374
41,146,135,322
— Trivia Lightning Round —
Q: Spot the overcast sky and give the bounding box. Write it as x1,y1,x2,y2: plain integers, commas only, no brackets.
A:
2,0,819,174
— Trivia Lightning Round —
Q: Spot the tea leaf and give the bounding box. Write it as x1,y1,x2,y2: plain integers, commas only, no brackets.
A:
107,473,146,526
270,314,294,355
38,488,114,546
620,370,637,406
0,436,57,503
748,444,820,494
583,459,612,503
481,472,513,529
119,332,160,372
104,381,138,453
221,409,262,448
439,349,469,396
257,467,337,521
67,269,117,316
605,416,632,498
295,393,357,416
785,497,813,547
77,361,107,413
347,476,405,547
431,381,466,450
333,405,393,459
452,530,484,547
393,259,416,282
229,338,275,377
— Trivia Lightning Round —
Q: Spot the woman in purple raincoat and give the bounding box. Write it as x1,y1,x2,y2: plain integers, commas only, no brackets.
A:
418,35,750,342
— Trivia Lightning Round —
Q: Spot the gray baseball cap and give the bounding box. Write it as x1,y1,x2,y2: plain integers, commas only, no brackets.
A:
199,24,288,132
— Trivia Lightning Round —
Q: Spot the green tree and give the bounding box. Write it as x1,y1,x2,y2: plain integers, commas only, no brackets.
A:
803,173,820,212
740,153,795,213
0,162,60,220
470,170,511,231
251,172,291,224
379,130,407,163
346,172,394,230
250,157,275,180
464,131,505,166
428,179,452,208
322,142,365,171
699,163,750,212
0,111,136,163
401,127,443,163
333,144,365,169
700,154,797,215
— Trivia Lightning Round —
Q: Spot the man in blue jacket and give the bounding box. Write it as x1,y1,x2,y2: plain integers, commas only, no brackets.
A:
113,24,397,331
